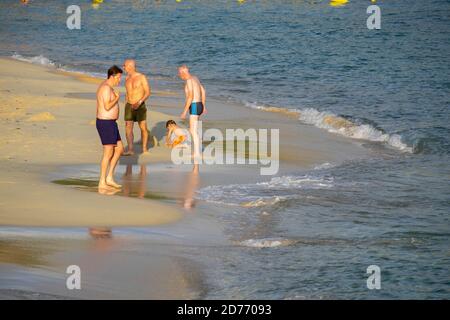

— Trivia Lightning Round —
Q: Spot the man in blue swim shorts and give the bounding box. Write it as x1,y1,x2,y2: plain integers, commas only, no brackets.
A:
95,65,124,191
178,65,207,161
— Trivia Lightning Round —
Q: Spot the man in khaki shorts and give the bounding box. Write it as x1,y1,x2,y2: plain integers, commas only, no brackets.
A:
122,59,154,155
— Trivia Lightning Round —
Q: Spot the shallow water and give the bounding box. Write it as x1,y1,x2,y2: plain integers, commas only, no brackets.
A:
13,160,442,299
0,0,449,299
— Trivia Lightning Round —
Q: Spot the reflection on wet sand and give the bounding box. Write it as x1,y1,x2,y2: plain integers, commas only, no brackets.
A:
183,164,200,210
97,187,120,196
0,240,50,267
52,165,170,201
121,163,201,210
52,163,204,209
0,229,204,299
89,227,112,239
122,164,147,199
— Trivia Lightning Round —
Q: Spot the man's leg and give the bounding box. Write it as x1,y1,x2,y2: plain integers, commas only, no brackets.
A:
190,115,201,161
124,121,134,155
106,140,124,188
138,120,149,153
99,145,114,189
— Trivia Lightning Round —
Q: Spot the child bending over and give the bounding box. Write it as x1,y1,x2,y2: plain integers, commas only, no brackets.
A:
165,120,190,148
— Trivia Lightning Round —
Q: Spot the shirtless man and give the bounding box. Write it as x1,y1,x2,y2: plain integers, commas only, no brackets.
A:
178,65,207,160
122,59,151,155
95,65,124,190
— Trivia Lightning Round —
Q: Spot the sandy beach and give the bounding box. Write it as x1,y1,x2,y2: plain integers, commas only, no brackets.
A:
0,57,372,299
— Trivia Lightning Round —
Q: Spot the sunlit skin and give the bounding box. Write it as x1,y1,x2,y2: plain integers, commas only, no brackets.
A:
96,72,124,190
178,65,207,160
123,59,151,155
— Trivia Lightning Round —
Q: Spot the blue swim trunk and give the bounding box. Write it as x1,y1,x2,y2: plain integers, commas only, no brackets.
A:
96,118,121,145
189,102,204,116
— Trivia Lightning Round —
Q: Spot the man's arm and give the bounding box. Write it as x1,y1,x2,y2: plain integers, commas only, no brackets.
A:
142,75,151,101
102,87,120,111
200,84,206,106
200,83,207,114
165,127,174,146
181,80,193,119
134,75,151,109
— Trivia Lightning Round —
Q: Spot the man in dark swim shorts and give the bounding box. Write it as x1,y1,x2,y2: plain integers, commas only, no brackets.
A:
123,59,152,155
124,101,147,123
95,65,124,191
96,119,121,145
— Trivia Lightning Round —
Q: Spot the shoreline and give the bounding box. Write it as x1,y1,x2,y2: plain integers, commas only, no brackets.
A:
8,53,412,153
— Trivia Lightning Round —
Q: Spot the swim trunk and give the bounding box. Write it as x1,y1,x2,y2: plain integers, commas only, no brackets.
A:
96,119,121,145
189,102,204,116
124,102,147,122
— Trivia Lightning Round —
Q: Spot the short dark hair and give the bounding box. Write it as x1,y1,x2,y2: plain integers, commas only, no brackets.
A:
166,120,176,128
107,65,123,79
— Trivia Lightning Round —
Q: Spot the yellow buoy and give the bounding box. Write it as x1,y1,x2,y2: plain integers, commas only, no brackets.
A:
330,0,349,7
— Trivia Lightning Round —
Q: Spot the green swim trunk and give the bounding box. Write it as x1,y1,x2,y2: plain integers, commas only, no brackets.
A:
124,102,147,122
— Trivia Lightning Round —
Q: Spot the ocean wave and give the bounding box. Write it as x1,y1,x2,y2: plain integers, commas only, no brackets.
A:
240,196,285,208
11,53,104,79
196,174,333,206
245,102,413,153
12,53,55,67
256,175,333,188
313,162,334,170
236,237,297,248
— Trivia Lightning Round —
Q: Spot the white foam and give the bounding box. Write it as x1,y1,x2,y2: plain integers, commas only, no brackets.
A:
12,53,55,67
245,102,413,153
238,237,297,248
197,174,333,206
258,175,333,188
11,54,104,79
313,162,334,170
240,196,285,207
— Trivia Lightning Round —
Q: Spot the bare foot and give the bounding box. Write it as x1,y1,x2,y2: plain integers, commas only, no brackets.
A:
98,187,120,196
123,150,134,156
142,150,149,155
98,183,118,194
106,179,122,189
98,182,111,190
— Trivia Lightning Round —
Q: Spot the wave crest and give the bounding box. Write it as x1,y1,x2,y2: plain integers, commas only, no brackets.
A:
197,174,333,207
236,238,297,248
245,102,412,153
12,53,55,67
